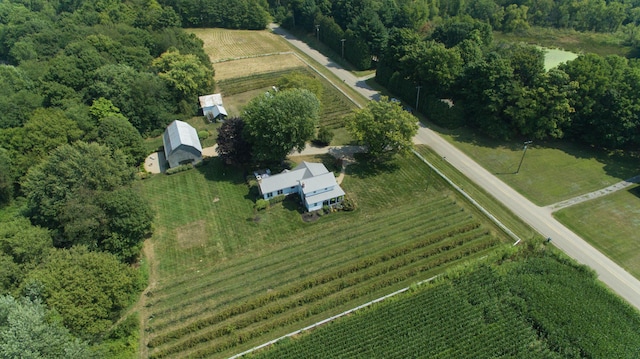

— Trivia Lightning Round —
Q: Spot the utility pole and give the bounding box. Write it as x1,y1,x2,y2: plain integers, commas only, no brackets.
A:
415,85,422,111
341,38,346,58
315,25,320,41
515,141,533,174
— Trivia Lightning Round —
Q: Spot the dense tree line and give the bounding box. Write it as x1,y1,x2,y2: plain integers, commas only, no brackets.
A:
0,0,216,355
268,0,640,71
159,0,271,29
376,16,640,149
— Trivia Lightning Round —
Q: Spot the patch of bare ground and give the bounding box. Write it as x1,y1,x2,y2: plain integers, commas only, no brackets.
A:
176,219,207,249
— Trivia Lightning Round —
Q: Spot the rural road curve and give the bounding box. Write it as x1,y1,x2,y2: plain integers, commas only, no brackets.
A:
270,24,640,311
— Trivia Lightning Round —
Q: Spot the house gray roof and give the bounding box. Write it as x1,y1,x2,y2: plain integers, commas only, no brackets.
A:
304,186,345,207
212,104,228,117
164,120,202,155
258,161,335,196
301,172,337,195
199,93,223,108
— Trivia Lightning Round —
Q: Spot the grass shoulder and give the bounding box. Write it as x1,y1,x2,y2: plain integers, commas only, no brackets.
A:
434,126,639,206
554,184,640,278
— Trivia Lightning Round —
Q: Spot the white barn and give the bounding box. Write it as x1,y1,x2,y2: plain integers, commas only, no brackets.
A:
199,93,228,121
258,162,345,212
163,120,203,169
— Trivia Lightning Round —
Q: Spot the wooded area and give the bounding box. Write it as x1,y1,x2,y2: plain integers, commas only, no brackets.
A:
275,0,640,149
0,0,217,355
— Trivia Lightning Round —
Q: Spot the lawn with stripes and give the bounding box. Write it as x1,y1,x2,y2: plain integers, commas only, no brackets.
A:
138,152,512,358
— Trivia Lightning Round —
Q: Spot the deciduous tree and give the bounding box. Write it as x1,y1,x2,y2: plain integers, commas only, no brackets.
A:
216,117,253,166
23,246,142,340
22,141,134,232
0,295,93,358
346,96,418,161
243,89,320,163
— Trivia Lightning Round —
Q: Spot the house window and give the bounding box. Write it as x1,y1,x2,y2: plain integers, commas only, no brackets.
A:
277,189,283,195
290,186,295,190
267,192,273,198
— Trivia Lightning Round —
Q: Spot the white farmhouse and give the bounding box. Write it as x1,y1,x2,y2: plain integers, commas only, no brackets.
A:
258,162,345,212
163,120,203,169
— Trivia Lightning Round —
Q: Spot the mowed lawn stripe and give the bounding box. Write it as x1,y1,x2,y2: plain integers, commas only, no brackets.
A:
147,208,474,333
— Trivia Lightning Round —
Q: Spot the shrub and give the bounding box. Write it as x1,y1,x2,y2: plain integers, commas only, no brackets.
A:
198,130,210,140
341,196,356,211
313,126,334,146
268,195,286,206
166,164,193,175
255,199,269,211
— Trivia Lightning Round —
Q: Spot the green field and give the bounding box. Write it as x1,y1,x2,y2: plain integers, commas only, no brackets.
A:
555,185,640,278
437,128,639,206
253,251,640,358
137,151,511,358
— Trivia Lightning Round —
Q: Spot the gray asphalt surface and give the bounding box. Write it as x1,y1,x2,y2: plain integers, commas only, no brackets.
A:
270,24,640,311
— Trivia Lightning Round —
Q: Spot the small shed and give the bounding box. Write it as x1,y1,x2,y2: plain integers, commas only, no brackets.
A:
163,120,203,169
199,93,228,122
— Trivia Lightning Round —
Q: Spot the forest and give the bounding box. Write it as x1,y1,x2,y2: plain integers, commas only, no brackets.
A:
273,0,640,149
1,0,639,356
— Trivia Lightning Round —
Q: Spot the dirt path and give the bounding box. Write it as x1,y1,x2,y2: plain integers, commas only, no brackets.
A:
137,240,159,358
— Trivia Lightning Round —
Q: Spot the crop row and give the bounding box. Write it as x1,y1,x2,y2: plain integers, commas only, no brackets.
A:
148,219,481,346
148,228,498,357
253,269,537,359
217,69,305,95
149,197,458,301
176,236,502,359
147,202,464,317
147,213,476,336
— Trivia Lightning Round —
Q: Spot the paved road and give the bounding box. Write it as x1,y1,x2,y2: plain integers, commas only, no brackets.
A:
270,24,640,310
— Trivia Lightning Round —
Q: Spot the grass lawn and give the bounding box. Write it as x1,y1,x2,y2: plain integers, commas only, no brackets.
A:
554,184,640,278
437,128,639,206
137,150,511,358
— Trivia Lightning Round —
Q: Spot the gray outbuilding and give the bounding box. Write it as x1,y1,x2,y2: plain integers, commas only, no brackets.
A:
163,120,203,169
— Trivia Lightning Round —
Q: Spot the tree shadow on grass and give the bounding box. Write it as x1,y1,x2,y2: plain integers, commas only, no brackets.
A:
629,185,640,200
348,153,400,179
196,157,247,185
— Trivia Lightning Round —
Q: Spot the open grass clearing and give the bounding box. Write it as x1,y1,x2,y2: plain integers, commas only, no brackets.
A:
493,26,632,57
137,151,511,358
554,184,640,278
434,128,639,206
211,53,304,81
188,28,290,63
